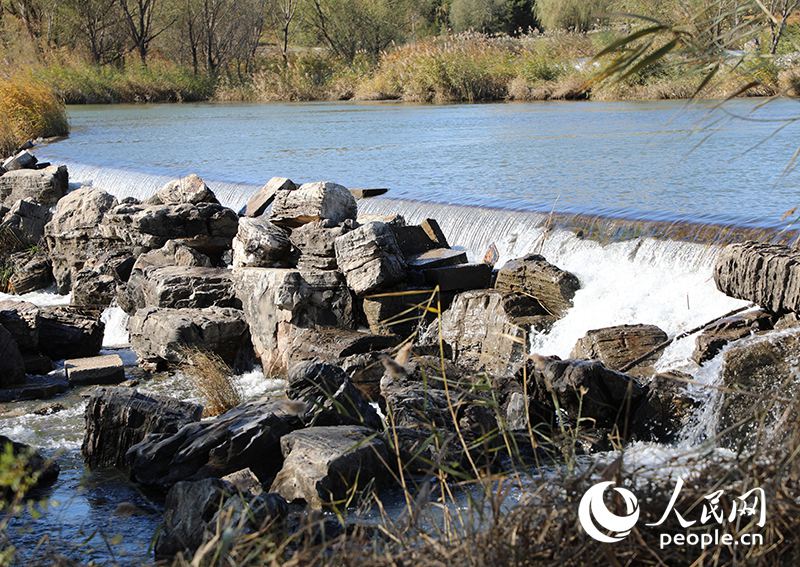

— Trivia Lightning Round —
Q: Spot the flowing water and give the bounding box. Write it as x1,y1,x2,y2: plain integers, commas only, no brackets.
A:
3,99,800,563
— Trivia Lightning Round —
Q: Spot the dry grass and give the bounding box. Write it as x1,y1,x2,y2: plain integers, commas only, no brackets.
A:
0,75,68,157
180,348,243,417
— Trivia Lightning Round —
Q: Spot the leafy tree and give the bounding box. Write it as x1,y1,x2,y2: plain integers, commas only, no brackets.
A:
449,0,536,35
535,0,611,31
63,0,127,64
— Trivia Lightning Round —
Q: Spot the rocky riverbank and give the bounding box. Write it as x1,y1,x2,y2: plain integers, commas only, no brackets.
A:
2,146,800,563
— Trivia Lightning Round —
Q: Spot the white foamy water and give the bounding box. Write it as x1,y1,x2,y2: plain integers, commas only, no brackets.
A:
101,306,130,346
0,288,70,306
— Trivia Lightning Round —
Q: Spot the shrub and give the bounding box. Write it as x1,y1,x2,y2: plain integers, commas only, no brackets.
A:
180,349,243,417
0,75,68,156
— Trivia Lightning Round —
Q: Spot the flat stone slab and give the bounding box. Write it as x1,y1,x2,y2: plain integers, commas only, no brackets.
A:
349,188,388,199
65,354,125,385
0,374,69,402
407,248,467,269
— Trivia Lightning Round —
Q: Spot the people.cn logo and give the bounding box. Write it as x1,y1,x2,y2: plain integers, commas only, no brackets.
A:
578,481,640,543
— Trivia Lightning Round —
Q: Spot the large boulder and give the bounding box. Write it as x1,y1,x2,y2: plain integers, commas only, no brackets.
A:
714,241,800,313
495,254,580,317
130,239,212,271
44,187,120,292
0,324,26,387
100,201,238,258
527,354,647,436
287,361,382,429
37,306,104,360
693,309,774,364
127,399,303,490
270,181,357,227
280,327,397,371
334,222,406,295
717,329,800,450
362,289,440,337
120,265,240,315
434,289,553,377
571,324,668,378
82,387,203,470
128,307,252,370
234,268,355,375
232,217,294,268
71,249,135,308
0,165,68,208
145,174,218,206
269,426,390,509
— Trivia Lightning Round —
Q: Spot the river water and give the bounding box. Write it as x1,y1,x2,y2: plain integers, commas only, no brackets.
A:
3,99,798,564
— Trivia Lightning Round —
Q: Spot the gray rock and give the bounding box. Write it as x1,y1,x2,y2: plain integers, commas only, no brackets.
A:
407,248,467,270
281,327,398,371
4,249,52,294
131,239,212,272
128,307,252,370
0,165,67,208
693,309,774,364
391,223,444,257
349,187,388,199
232,217,293,268
269,426,390,509
421,263,492,292
71,249,135,308
234,268,355,375
334,222,406,295
435,289,552,377
37,306,104,360
82,387,203,470
100,201,238,258
121,265,240,315
527,354,646,434
146,174,219,206
1,199,51,249
571,324,668,378
290,220,349,271
632,371,698,442
0,374,68,402
340,350,389,401
44,187,120,292
0,324,26,387
1,150,37,171
244,177,296,217
287,361,382,429
717,329,800,450
270,181,357,227
155,478,288,559
714,241,800,313
127,398,303,489
0,300,39,352
65,354,125,385
0,435,59,499
495,254,580,317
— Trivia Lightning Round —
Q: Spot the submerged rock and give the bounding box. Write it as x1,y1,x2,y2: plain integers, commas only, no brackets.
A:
82,387,203,470
127,398,303,490
571,324,668,377
495,254,580,317
269,426,390,509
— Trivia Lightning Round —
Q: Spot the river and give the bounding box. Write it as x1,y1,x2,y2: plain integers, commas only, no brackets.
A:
2,98,797,564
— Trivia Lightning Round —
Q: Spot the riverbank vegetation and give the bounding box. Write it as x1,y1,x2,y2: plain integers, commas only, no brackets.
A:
1,1,800,105
0,75,68,156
